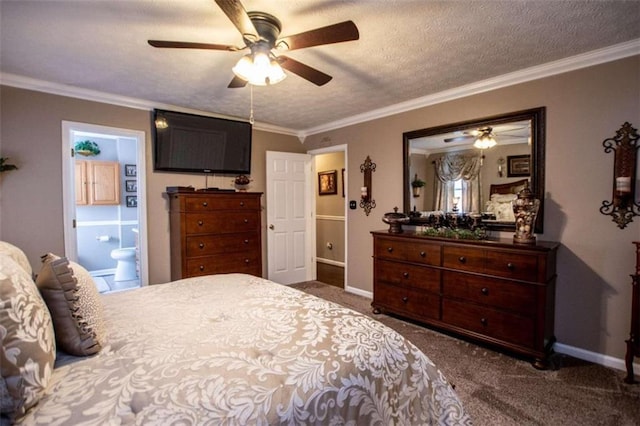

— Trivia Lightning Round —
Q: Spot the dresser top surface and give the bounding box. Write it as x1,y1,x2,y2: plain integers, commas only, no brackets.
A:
371,230,559,252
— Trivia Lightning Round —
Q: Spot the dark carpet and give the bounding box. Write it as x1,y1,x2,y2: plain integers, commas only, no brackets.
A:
290,281,640,425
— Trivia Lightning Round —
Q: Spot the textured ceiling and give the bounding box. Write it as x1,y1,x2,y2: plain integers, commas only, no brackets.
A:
1,1,639,135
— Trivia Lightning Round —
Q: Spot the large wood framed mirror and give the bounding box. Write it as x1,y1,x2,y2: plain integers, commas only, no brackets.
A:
403,107,546,233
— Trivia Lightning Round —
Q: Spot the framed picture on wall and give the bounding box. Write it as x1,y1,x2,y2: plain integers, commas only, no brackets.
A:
507,155,531,177
342,168,345,197
125,180,137,192
125,164,137,177
318,170,337,195
126,195,137,208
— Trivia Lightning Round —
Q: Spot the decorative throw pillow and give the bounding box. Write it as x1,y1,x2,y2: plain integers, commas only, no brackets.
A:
0,240,32,277
0,253,56,423
35,254,105,356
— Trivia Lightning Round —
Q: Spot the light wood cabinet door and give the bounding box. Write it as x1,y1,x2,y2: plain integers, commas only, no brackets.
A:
76,160,121,205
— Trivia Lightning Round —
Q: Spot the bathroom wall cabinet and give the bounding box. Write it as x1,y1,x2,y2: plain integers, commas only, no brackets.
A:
372,231,559,368
167,191,263,280
75,160,121,205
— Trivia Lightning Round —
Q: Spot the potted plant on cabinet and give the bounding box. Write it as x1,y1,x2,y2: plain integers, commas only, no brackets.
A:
74,140,101,156
411,174,425,197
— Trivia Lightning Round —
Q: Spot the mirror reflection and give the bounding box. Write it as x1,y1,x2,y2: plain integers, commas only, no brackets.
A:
403,108,545,233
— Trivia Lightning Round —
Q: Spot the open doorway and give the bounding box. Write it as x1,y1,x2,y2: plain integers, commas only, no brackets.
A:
61,121,148,292
309,145,347,288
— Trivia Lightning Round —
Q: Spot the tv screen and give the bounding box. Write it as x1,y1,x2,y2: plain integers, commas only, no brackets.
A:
153,109,252,174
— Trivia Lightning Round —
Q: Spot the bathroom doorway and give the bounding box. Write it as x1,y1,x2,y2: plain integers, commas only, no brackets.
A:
61,121,148,292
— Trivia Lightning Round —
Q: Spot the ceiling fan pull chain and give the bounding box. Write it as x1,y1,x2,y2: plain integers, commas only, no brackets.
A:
249,84,255,125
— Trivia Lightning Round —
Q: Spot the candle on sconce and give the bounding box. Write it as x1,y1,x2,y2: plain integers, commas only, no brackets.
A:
616,176,631,194
361,186,368,199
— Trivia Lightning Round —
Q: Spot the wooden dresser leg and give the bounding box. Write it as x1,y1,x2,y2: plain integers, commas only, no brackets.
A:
624,338,637,384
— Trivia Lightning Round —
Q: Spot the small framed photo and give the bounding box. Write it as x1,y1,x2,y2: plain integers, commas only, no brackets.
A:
318,170,338,195
125,180,137,192
125,164,137,177
341,168,346,197
507,155,531,177
126,195,137,208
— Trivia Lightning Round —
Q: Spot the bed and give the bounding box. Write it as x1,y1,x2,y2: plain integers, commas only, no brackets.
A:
1,242,470,425
484,178,529,222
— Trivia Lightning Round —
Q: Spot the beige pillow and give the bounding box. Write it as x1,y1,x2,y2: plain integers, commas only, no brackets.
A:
0,240,32,277
0,253,56,423
36,254,105,356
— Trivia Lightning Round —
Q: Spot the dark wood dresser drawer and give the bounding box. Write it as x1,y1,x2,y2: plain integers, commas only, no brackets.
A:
443,245,485,272
485,250,538,281
184,212,260,234
375,259,440,292
183,195,260,211
442,299,534,348
442,271,536,315
404,241,441,266
186,251,261,276
185,232,260,257
374,237,407,261
374,281,439,321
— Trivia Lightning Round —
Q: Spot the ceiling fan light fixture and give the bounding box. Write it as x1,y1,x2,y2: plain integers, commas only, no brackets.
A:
473,130,497,149
232,50,286,86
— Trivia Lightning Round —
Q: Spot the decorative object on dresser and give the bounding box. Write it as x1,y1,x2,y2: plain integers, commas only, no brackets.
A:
359,155,376,215
233,174,252,192
600,122,639,229
371,231,559,369
512,181,540,244
624,241,640,383
166,190,263,280
382,207,409,233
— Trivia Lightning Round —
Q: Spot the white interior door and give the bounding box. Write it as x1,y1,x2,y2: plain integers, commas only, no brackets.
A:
266,151,313,284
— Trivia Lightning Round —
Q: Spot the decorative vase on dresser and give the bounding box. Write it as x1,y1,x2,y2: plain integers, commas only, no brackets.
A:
167,190,263,280
372,231,559,369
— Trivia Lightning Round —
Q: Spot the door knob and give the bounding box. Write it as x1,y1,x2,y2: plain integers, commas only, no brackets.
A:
269,224,274,230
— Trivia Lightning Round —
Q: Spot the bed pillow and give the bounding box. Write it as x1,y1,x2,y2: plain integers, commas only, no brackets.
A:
0,240,32,277
35,254,105,356
0,253,56,423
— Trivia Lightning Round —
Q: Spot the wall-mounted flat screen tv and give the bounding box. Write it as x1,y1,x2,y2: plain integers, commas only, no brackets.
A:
153,109,252,174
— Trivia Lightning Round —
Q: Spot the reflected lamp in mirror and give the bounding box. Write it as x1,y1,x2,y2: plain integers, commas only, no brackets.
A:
473,128,497,150
600,122,639,229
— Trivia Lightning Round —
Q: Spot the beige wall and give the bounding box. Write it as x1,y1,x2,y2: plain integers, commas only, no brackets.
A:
0,86,305,284
2,55,639,361
302,55,640,360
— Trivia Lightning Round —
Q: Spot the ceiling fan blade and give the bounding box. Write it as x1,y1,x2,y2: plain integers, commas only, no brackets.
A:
215,0,259,42
276,21,359,51
228,75,248,88
444,135,475,143
148,40,240,51
278,56,332,86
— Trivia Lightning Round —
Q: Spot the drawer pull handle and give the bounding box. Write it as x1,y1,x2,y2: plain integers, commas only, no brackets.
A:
244,259,250,264
480,318,487,325
199,243,205,249
481,287,489,295
199,265,205,271
244,219,249,224
202,202,208,207
402,272,409,279
197,220,204,226
387,247,393,253
458,256,466,263
402,296,408,303
507,263,515,270
420,251,426,257
244,239,249,244
240,201,245,207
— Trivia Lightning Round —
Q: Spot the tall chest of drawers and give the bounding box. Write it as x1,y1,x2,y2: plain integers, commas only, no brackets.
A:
372,231,559,368
167,191,263,280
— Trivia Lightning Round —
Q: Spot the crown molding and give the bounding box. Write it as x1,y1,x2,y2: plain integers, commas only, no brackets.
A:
0,72,298,137
299,38,640,138
2,38,638,140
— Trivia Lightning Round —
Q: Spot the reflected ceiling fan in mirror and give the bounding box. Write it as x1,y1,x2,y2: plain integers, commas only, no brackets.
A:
444,125,529,149
148,0,359,88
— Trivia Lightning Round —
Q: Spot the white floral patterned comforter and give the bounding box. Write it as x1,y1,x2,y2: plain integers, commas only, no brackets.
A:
20,274,470,425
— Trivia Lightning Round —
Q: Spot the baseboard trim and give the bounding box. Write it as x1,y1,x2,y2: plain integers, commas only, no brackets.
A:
554,343,639,374
345,285,372,299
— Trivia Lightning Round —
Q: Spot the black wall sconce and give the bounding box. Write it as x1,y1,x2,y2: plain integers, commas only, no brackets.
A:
600,122,639,229
360,155,376,216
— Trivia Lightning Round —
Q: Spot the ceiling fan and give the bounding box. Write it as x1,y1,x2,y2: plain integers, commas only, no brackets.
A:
148,0,359,88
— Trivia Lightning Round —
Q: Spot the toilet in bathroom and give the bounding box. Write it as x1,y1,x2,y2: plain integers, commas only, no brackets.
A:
110,247,137,281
